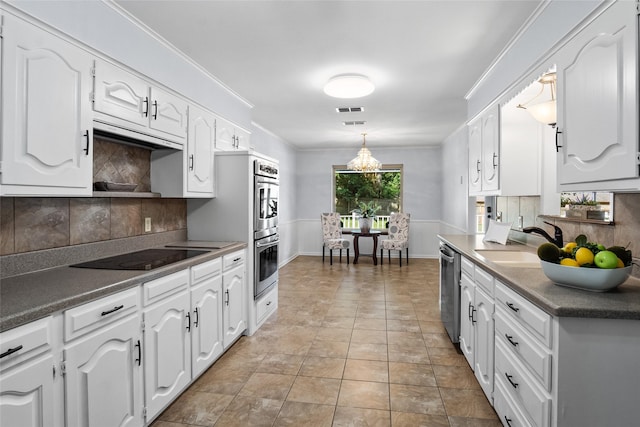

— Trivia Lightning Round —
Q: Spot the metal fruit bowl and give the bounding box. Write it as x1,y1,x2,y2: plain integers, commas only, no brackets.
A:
540,260,632,292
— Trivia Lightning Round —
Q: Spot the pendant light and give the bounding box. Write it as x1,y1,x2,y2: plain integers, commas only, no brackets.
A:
347,133,381,172
517,72,557,127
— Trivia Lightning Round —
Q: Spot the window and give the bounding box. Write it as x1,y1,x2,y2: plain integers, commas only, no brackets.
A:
332,165,403,229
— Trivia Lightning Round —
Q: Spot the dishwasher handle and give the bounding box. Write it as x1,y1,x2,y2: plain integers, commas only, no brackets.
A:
439,247,455,264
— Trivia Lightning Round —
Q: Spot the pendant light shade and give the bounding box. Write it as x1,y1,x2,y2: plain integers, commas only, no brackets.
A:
347,133,381,172
517,72,557,127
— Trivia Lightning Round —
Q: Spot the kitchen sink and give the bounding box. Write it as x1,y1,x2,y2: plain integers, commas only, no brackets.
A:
474,250,541,268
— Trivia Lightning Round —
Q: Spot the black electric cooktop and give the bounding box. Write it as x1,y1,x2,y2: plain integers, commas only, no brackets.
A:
70,248,208,271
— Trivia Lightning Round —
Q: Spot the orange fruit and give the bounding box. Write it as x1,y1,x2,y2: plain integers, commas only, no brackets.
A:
560,258,580,267
574,247,594,265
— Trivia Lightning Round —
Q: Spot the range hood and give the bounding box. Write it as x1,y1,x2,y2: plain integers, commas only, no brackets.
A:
94,120,184,151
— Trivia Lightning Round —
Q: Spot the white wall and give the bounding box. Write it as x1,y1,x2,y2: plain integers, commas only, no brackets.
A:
296,145,443,258
440,126,470,235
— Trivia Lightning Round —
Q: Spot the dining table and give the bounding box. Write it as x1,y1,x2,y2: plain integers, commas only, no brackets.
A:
343,229,387,265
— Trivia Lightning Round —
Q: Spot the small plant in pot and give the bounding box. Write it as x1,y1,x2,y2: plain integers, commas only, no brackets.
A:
352,201,381,233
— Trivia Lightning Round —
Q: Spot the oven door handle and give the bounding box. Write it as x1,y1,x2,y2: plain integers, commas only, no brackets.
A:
439,249,454,263
256,238,279,248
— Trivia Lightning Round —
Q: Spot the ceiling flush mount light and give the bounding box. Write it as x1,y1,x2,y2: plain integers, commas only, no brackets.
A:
517,72,557,127
324,74,375,99
348,133,381,172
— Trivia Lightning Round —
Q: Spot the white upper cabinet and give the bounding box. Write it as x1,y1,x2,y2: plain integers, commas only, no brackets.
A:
93,60,187,149
215,116,250,151
1,14,93,196
186,106,215,195
468,105,500,195
555,1,638,189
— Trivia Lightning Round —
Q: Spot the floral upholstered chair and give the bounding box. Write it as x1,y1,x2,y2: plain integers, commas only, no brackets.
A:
321,213,350,265
380,212,410,266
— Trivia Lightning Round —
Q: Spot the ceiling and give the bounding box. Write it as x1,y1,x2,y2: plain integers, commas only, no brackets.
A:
114,0,542,149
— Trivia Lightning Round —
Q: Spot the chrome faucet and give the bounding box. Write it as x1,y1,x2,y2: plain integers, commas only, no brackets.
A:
523,221,563,248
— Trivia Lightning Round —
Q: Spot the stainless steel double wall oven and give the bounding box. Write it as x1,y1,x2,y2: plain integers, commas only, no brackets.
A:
254,159,279,299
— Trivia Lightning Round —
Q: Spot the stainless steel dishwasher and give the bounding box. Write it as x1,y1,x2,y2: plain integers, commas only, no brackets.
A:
439,242,461,344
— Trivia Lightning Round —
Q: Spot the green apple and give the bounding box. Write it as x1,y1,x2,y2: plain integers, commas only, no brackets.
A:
594,250,619,269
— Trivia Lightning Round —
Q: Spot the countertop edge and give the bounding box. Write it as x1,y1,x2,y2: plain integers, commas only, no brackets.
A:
438,234,640,320
0,242,247,333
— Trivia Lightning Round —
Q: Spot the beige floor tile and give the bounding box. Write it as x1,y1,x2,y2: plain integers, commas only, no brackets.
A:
419,320,447,334
390,411,450,427
348,342,389,361
286,376,341,405
156,389,233,425
322,316,356,329
439,388,498,419
238,372,296,400
308,340,350,358
423,332,456,349
273,401,335,427
389,384,445,415
386,319,422,333
432,365,480,389
315,327,353,342
387,331,425,346
256,353,305,375
213,396,283,427
338,380,390,410
333,407,391,427
351,328,388,344
354,317,387,331
388,344,431,364
343,359,389,382
427,347,467,367
447,415,503,427
299,356,346,379
386,309,417,321
389,362,437,387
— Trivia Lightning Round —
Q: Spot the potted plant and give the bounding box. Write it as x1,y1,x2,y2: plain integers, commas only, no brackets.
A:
352,201,381,233
562,193,602,219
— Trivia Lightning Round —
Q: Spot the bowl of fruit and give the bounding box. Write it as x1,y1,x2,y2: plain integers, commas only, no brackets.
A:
537,235,633,292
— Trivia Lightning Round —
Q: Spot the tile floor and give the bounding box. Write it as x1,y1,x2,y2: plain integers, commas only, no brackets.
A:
151,256,500,427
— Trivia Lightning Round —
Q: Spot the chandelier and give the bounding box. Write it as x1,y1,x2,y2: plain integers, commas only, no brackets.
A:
347,133,381,172
517,72,557,127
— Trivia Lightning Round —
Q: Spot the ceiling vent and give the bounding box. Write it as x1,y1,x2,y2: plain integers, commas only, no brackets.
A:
343,121,366,126
336,107,364,113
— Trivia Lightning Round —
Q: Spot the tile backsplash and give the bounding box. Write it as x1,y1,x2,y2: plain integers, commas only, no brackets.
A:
0,197,186,255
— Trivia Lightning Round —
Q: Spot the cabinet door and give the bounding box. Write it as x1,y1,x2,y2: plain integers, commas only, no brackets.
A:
143,289,191,420
481,106,500,192
215,116,237,150
149,86,188,140
468,120,483,195
474,286,495,403
191,275,223,377
0,355,57,427
459,273,475,367
234,127,251,151
93,60,149,129
64,314,143,427
1,15,93,196
556,1,638,185
222,265,246,348
187,106,215,195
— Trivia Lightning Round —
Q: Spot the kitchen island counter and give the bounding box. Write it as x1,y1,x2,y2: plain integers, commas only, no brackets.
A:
438,234,640,320
0,242,246,333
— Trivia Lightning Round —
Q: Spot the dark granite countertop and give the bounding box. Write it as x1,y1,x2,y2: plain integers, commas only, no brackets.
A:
438,234,640,320
0,242,247,333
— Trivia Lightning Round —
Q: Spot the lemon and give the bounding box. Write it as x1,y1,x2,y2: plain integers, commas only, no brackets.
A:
574,247,594,266
560,258,580,267
617,258,625,268
562,242,577,253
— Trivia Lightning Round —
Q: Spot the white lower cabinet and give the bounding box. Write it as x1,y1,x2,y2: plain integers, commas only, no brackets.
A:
63,288,143,427
459,258,495,403
0,316,60,427
222,253,247,348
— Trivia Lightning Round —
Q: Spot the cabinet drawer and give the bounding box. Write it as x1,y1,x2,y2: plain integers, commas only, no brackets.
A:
191,257,222,284
475,266,494,296
495,340,551,427
256,285,278,324
461,256,475,278
0,316,53,369
495,309,552,392
223,250,245,271
65,288,139,342
495,281,552,348
494,373,534,427
143,269,189,306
